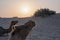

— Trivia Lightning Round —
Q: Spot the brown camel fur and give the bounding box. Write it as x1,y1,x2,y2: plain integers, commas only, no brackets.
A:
9,20,35,40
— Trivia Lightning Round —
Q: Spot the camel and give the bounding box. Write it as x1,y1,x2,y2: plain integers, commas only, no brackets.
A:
4,20,18,33
9,20,35,40
0,20,18,36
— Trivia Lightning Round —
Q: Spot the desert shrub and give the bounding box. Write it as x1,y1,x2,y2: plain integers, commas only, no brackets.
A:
34,8,56,17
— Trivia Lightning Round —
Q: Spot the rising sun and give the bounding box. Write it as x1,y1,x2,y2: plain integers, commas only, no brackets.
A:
21,6,30,14
19,5,34,18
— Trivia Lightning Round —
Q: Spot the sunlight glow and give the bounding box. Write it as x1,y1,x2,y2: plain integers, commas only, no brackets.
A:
21,6,30,14
18,4,35,18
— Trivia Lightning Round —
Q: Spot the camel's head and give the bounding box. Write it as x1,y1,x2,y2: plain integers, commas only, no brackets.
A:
11,21,18,25
16,20,35,30
9,20,18,31
24,20,35,29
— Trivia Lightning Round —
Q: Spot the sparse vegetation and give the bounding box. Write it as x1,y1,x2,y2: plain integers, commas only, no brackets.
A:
34,8,56,17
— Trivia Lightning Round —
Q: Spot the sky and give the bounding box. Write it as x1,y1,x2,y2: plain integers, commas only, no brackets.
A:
0,0,60,18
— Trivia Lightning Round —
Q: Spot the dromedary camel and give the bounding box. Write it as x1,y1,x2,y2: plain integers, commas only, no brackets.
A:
4,20,18,33
0,20,18,36
9,20,35,40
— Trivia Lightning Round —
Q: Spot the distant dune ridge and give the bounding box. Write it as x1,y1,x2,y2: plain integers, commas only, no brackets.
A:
0,13,60,40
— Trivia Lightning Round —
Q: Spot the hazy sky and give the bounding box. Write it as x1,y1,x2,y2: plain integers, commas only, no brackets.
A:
0,0,60,17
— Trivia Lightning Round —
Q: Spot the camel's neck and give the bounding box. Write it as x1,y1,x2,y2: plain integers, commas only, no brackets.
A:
19,26,33,40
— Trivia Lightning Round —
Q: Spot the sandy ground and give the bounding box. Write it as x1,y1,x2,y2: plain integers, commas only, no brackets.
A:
0,14,60,40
